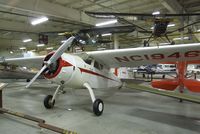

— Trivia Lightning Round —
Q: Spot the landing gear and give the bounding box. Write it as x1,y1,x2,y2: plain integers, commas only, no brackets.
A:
84,83,104,116
43,85,64,109
44,95,55,109
93,99,104,116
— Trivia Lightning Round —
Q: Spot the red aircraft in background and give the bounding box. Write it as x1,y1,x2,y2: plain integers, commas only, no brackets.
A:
152,61,200,96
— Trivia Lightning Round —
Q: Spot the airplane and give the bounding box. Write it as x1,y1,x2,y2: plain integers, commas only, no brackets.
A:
1,36,200,116
151,61,200,102
85,11,200,47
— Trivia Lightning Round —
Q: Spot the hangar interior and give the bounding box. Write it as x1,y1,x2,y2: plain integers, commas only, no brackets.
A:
0,0,200,134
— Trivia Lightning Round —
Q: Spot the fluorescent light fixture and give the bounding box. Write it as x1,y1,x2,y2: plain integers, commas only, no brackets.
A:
31,16,48,25
102,33,112,36
173,36,189,41
10,51,13,54
23,39,32,43
152,11,160,15
67,108,72,111
58,33,65,36
19,47,26,50
168,23,175,27
197,29,200,32
97,15,115,18
37,44,45,47
95,19,117,27
46,47,53,50
30,49,36,52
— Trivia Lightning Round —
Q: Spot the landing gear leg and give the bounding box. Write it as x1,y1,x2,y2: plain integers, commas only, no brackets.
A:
178,86,184,103
83,83,104,116
44,85,64,109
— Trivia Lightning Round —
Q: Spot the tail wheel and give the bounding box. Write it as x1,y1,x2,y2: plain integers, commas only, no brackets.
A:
44,95,55,109
93,99,104,116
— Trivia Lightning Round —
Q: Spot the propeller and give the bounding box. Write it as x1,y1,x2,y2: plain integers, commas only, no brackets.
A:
26,36,75,88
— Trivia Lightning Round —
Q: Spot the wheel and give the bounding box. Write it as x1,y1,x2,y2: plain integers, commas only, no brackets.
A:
26,79,30,82
44,95,55,109
93,99,104,116
179,99,183,103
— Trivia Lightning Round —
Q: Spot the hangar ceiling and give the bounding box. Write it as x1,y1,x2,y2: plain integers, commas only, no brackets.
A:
0,0,200,57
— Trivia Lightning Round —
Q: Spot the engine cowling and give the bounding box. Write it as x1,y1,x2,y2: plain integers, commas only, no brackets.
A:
42,52,75,84
43,52,61,79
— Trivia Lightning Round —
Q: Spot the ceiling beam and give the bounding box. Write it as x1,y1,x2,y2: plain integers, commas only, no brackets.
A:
159,0,183,13
159,0,200,41
0,0,96,25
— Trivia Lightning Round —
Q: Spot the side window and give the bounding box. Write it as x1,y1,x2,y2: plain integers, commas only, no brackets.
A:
99,64,104,70
94,61,100,69
94,61,104,70
84,57,93,65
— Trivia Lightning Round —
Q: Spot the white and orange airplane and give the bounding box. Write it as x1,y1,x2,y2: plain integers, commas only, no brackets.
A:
1,36,200,116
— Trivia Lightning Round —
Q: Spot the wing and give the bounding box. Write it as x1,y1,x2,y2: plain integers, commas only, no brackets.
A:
0,56,45,69
86,43,200,68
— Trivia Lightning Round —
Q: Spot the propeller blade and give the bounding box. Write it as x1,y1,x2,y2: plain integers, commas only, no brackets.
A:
26,36,75,88
26,65,47,88
47,36,75,65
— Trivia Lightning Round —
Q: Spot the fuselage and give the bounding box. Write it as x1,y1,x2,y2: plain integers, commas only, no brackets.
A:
43,53,122,89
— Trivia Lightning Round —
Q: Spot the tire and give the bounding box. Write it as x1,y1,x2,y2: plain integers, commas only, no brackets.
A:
44,95,55,109
26,79,30,82
93,99,104,116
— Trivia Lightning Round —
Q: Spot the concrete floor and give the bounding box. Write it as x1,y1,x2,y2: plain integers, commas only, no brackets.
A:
0,79,200,134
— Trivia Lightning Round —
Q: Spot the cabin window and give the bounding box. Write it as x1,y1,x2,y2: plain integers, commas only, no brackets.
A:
94,61,104,70
84,57,93,65
99,64,104,70
94,61,100,69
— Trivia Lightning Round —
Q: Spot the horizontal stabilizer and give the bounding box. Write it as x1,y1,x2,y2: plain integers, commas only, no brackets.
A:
184,79,200,92
186,60,200,64
160,62,176,64
151,79,179,91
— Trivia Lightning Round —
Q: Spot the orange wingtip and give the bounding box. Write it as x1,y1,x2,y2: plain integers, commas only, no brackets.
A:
151,79,179,91
184,79,200,92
